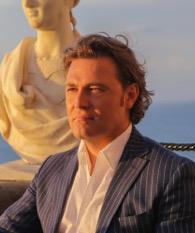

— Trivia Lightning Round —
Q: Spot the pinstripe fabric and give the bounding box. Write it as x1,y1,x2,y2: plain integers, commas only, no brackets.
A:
0,127,195,233
0,147,79,233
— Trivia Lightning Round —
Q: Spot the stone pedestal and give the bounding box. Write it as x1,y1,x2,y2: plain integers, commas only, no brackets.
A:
0,160,39,181
0,160,39,214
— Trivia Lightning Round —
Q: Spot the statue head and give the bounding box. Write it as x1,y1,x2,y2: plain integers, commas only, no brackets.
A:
21,0,80,32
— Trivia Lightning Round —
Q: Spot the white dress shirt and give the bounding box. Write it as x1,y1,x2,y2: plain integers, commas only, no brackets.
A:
59,124,132,233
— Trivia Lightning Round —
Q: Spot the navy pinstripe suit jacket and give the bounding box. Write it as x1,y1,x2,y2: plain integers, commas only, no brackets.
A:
0,127,195,233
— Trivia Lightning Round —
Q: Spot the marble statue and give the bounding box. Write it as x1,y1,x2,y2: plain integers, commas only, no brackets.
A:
0,0,80,165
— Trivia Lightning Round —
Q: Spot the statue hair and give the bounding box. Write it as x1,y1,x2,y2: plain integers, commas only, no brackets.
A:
70,0,80,37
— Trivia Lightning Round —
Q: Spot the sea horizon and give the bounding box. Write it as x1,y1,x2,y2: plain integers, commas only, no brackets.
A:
0,101,195,163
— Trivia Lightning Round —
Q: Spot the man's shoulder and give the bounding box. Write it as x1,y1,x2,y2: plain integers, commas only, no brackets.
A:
142,134,195,171
44,146,79,166
33,147,79,184
131,127,194,169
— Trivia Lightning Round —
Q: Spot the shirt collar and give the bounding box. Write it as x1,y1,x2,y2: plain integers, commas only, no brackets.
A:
100,124,132,169
77,141,90,168
77,124,132,170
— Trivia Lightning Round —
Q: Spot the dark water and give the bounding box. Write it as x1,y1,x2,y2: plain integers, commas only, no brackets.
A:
0,102,195,163
137,102,195,161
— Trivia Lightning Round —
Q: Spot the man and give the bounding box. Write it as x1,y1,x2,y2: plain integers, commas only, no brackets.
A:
0,34,194,233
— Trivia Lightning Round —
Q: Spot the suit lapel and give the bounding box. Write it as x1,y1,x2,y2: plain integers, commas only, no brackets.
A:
96,127,150,233
52,149,79,233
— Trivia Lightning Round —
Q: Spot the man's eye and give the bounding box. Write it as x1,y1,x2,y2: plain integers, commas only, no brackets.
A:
89,86,106,94
66,87,77,92
91,88,101,93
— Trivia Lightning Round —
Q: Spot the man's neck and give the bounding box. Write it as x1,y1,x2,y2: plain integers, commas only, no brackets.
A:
84,124,132,175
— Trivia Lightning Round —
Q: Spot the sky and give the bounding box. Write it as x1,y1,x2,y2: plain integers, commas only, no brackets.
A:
0,0,194,103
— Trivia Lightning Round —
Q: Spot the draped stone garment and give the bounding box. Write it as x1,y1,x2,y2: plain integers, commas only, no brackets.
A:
0,38,78,164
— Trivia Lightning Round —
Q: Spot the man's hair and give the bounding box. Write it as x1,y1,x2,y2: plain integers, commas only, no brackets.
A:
64,34,153,124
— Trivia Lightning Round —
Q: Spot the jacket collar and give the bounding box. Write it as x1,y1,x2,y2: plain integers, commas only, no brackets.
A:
52,148,79,233
96,127,151,233
52,127,151,233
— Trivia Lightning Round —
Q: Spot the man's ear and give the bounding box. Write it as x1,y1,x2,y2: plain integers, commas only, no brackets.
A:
124,83,139,109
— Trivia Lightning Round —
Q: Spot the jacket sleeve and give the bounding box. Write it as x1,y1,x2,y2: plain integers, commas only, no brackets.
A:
155,159,195,233
0,174,43,233
0,227,11,233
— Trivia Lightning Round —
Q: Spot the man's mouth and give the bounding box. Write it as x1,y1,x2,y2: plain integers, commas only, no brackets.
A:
74,115,96,122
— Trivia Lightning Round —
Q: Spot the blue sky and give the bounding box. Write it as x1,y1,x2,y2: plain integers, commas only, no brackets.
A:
0,0,194,103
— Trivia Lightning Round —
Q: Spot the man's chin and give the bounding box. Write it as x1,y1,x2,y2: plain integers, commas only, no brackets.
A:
72,130,94,140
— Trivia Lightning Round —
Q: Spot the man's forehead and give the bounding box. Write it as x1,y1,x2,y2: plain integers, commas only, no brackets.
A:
70,57,116,69
67,57,119,77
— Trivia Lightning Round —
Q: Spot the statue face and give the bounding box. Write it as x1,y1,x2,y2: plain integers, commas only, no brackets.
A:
22,0,70,30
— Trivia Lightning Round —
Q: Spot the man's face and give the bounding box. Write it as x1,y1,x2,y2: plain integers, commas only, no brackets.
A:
65,57,138,144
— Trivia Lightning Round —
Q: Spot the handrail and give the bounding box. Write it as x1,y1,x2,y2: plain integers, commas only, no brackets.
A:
161,143,195,151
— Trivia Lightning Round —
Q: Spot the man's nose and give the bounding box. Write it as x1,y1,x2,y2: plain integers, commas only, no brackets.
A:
74,90,91,109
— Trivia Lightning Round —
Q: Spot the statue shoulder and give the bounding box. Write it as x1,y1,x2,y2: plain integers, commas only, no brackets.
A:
1,37,35,65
